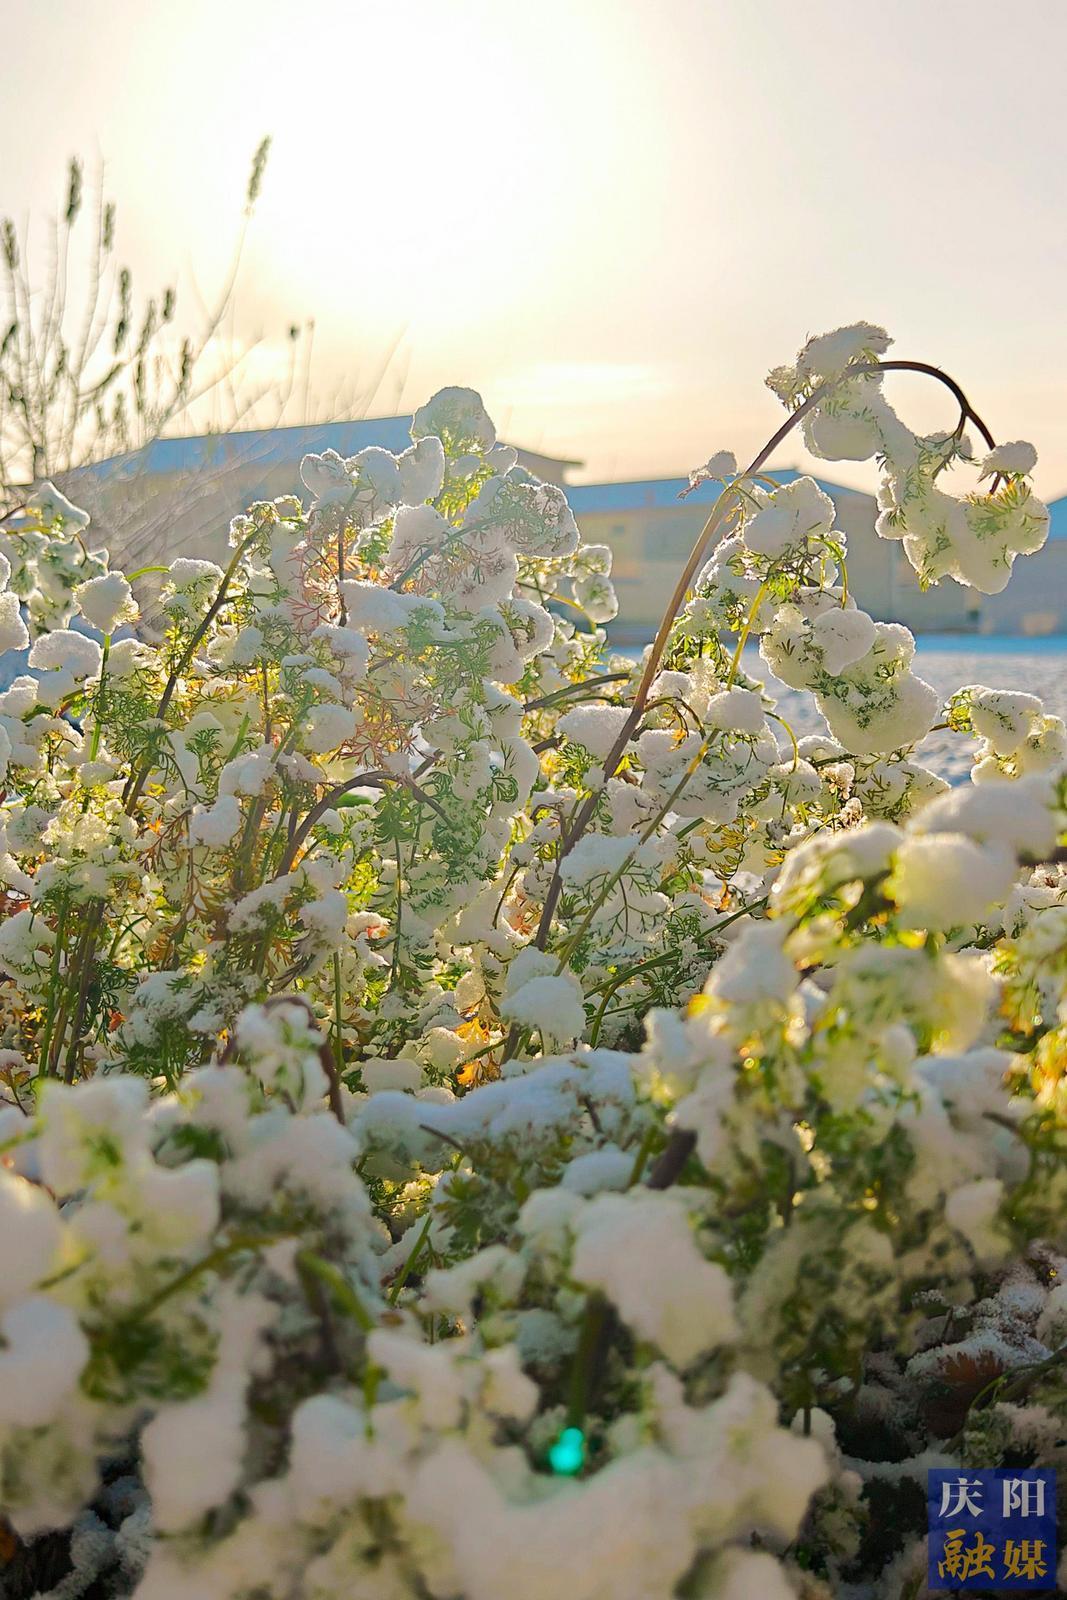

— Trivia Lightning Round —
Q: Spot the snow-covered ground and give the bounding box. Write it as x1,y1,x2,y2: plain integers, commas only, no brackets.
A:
751,635,1067,782
618,636,1067,785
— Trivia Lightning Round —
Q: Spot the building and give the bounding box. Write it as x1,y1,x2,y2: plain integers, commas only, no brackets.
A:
67,418,580,579
568,471,979,642
979,493,1067,635
67,422,1067,640
570,473,1067,642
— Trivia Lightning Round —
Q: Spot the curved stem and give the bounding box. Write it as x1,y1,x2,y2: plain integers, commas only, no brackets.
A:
296,1250,375,1333
529,355,998,955
275,765,444,882
387,1214,433,1303
766,710,799,770
646,1128,696,1189
872,359,996,452
274,770,390,877
725,579,770,689
523,672,631,714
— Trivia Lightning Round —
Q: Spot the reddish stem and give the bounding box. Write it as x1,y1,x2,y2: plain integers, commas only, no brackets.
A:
529,356,998,953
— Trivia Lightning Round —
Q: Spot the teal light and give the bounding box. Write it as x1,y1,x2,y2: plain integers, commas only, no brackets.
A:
548,1426,586,1476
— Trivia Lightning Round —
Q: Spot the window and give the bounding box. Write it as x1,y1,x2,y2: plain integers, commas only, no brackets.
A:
643,520,702,562
605,520,640,580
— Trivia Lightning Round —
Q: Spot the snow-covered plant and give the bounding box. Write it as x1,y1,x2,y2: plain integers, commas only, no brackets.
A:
0,326,1066,1599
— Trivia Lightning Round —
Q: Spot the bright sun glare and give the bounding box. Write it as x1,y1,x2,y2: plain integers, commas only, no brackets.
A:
234,1,619,329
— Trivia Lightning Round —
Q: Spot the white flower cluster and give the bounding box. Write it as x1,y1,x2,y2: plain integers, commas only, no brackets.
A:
768,323,1050,593
946,682,1067,783
0,330,1064,1598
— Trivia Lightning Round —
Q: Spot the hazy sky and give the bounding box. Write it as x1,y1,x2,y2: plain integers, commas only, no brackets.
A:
5,0,1067,493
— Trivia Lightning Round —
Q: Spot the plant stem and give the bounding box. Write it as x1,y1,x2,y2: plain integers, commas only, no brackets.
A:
567,1292,610,1431
387,1214,433,1304
86,634,109,763
296,1250,376,1333
124,1229,294,1324
529,356,999,955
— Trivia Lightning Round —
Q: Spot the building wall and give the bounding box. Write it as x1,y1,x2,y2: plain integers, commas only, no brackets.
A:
575,481,979,641
67,431,1066,641
70,439,578,579
979,542,1067,635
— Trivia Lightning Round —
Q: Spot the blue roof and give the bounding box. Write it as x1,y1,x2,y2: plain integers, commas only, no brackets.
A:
1049,495,1067,541
78,415,418,482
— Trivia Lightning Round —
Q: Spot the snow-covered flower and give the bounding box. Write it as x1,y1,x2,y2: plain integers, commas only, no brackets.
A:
685,449,738,492
558,702,630,760
794,320,891,383
570,1190,737,1365
742,476,835,559
979,440,1038,479
500,971,587,1044
27,480,92,531
888,831,1017,931
0,591,28,654
75,572,137,635
411,385,496,453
